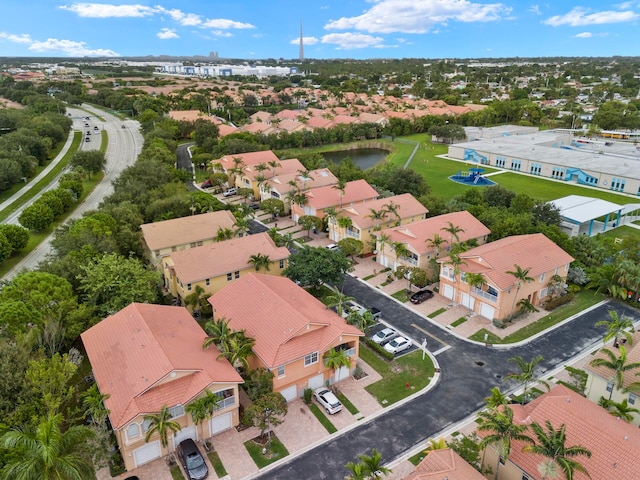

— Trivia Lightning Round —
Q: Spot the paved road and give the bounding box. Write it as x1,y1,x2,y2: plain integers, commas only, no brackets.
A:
255,277,639,480
5,105,142,277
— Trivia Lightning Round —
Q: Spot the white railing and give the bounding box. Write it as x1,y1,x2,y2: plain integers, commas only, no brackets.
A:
471,287,497,303
213,395,235,412
344,347,356,357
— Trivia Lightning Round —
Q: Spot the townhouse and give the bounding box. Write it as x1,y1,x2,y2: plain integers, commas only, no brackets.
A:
260,168,338,214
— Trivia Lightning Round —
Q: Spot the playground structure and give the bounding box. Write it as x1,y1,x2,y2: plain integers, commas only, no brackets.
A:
449,168,496,187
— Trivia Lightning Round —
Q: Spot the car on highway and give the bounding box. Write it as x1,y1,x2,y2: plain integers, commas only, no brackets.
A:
384,336,412,354
313,387,342,414
371,327,397,345
410,289,434,304
85,137,91,142
94,126,99,131
176,438,208,480
222,187,237,197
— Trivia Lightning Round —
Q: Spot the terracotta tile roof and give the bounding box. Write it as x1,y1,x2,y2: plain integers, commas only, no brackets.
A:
242,158,304,181
141,211,236,251
264,168,337,195
241,122,275,134
275,119,307,132
81,303,242,429
381,211,489,255
305,179,379,210
405,448,485,480
208,273,363,368
217,124,239,136
305,116,333,129
168,232,290,283
479,385,640,480
216,150,280,170
440,233,573,291
585,332,640,388
167,110,211,122
329,115,360,126
340,193,428,229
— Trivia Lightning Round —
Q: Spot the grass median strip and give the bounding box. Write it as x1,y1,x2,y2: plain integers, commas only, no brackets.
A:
336,392,359,415
308,403,338,433
427,307,446,318
450,317,467,327
207,451,227,477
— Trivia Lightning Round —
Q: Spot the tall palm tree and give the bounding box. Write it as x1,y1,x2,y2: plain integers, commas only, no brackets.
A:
506,264,534,317
383,201,401,226
376,232,392,266
233,216,251,237
589,345,640,400
337,216,353,238
81,384,110,427
323,206,339,226
505,355,549,405
367,208,387,232
215,226,234,242
0,413,96,480
600,397,640,422
324,348,351,385
465,272,486,293
595,309,634,346
185,285,207,316
218,330,255,373
267,160,281,177
523,421,591,480
144,405,182,454
202,317,232,351
248,253,272,272
426,233,446,258
359,448,392,478
484,386,508,410
444,251,466,304
344,460,367,480
332,178,347,208
185,395,211,442
477,406,532,480
325,286,355,316
441,221,465,245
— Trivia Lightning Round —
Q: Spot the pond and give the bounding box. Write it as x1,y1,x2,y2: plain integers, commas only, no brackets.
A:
321,148,388,170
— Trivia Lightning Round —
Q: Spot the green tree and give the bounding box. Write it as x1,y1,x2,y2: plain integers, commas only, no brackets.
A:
589,345,640,400
337,237,363,260
484,387,509,410
202,317,232,351
477,406,532,480
0,413,96,480
242,368,274,401
323,348,351,385
19,202,54,231
0,233,12,263
217,330,255,373
184,285,209,316
25,353,78,416
248,253,272,272
523,421,591,480
284,246,351,289
144,405,182,454
298,215,321,239
243,393,287,440
81,384,110,427
505,355,549,405
426,233,446,258
0,224,29,252
260,198,285,219
325,286,355,317
595,310,634,346
185,395,211,442
601,398,640,422
359,448,391,478
506,264,534,317
69,150,106,179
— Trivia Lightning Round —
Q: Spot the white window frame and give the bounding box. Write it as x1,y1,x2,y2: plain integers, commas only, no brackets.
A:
142,418,152,433
126,423,140,440
629,393,637,405
168,404,185,419
539,272,546,283
277,365,285,378
304,352,318,367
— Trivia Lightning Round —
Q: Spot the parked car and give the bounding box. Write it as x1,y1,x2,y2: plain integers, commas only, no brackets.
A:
384,336,412,354
248,202,260,210
341,300,365,318
368,306,382,319
176,439,208,480
371,327,397,345
313,387,342,414
201,179,213,188
222,187,237,197
410,289,434,304
326,243,340,252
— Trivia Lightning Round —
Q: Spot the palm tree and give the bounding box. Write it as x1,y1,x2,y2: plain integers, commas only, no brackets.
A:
324,348,351,385
332,178,347,208
267,160,281,177
144,405,182,454
359,448,391,478
383,201,401,226
202,317,232,351
0,413,96,480
484,386,508,410
506,264,534,317
423,437,447,454
233,216,251,237
215,226,234,242
344,460,367,480
323,206,339,226
248,253,272,272
367,208,387,232
444,251,466,304
589,345,640,400
186,395,211,442
185,285,207,316
477,406,532,480
505,355,549,405
465,272,485,291
218,330,255,373
595,309,634,346
426,233,446,258
523,421,591,480
601,397,640,422
81,384,110,427
441,221,465,245
376,232,392,266
325,286,355,316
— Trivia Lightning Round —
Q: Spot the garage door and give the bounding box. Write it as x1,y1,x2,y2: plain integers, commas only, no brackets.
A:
133,441,161,467
479,303,495,320
280,385,298,402
209,412,232,436
307,373,324,390
335,366,349,383
173,425,196,450
461,293,475,310
442,284,454,300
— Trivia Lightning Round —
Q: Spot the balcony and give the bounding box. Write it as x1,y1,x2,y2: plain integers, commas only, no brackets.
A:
471,287,498,303
212,395,235,412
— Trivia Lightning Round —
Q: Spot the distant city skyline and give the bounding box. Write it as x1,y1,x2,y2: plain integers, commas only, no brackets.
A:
1,1,639,59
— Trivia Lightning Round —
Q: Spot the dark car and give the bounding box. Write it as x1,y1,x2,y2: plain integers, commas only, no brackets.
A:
248,202,260,210
176,439,208,480
410,289,434,304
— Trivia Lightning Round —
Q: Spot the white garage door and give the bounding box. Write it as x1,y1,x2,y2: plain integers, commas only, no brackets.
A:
209,412,232,436
307,373,324,390
442,284,454,300
173,425,196,450
461,293,475,310
133,441,161,467
479,303,495,320
335,366,349,383
280,385,298,402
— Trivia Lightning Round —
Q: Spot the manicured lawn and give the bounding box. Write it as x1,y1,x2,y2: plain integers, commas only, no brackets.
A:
469,289,606,344
409,450,427,466
427,307,446,318
450,317,468,328
336,391,359,415
599,225,640,245
207,450,228,477
391,289,409,302
169,464,184,480
308,403,338,433
244,434,289,468
360,346,435,406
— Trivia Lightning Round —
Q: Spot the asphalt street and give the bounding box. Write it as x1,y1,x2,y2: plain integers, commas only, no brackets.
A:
255,276,639,480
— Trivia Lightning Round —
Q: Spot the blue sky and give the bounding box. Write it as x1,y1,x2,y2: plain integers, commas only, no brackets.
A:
1,1,639,59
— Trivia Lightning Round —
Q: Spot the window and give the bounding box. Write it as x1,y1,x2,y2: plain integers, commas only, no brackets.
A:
142,418,152,433
277,365,285,378
611,177,626,192
168,404,185,419
530,163,542,175
496,156,506,168
279,259,285,269
460,272,467,283
226,273,232,281
510,159,522,171
304,352,318,366
187,283,192,291
154,250,160,256
197,241,203,247
234,271,240,279
126,423,140,439
539,273,545,283
205,278,210,286
629,393,637,405
190,242,197,248
606,381,614,393
551,167,564,179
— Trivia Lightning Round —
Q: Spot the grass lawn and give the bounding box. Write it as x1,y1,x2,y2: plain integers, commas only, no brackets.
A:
336,391,359,415
391,289,409,303
427,307,446,318
469,289,606,344
360,346,435,406
169,464,184,480
207,451,228,478
308,403,338,433
244,434,289,468
599,225,640,245
409,450,427,466
450,317,468,328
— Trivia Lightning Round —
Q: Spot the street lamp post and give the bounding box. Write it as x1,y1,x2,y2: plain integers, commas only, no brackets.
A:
265,408,271,450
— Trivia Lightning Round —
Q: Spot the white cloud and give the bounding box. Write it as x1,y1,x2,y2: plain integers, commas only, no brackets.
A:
574,31,592,38
529,4,542,15
59,3,155,18
29,38,119,56
157,8,202,26
321,32,385,49
290,36,319,45
0,32,32,44
201,19,255,29
544,7,639,26
157,28,179,39
325,0,511,34
211,31,233,38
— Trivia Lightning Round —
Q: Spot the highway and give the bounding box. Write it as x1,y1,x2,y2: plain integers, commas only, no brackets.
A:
3,104,143,278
